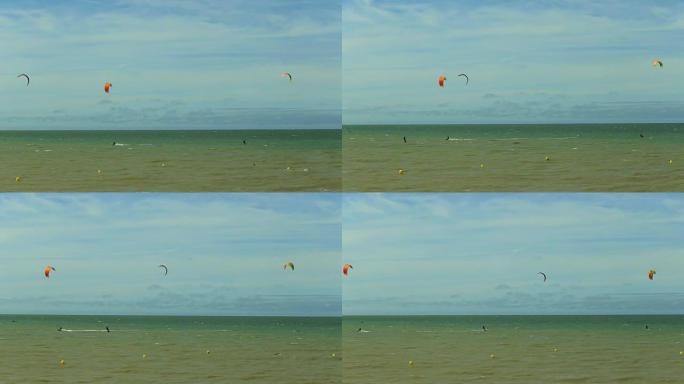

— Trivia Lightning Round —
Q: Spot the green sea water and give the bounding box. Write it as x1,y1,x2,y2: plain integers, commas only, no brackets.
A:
0,130,341,192
5,315,682,383
343,315,684,384
0,315,341,383
343,124,684,191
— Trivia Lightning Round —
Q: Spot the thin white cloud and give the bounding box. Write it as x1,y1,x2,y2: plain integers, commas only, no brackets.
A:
0,0,340,129
343,193,684,315
0,193,341,316
343,0,684,123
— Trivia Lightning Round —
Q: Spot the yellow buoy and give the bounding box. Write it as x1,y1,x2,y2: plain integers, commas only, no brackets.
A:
331,353,336,357
545,156,550,161
669,159,673,165
142,353,147,359
59,359,65,367
15,176,22,183
97,169,102,175
489,354,495,359
680,351,683,356
408,360,414,366
206,350,211,354
553,348,558,352
398,169,405,175
480,163,484,168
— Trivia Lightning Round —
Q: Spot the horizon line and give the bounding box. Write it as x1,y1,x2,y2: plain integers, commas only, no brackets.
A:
3,313,681,317
0,313,342,318
343,313,684,316
342,122,684,126
0,127,341,131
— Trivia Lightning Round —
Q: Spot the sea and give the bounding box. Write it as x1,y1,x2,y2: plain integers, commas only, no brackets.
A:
343,315,684,383
0,315,341,383
0,130,341,192
343,124,684,191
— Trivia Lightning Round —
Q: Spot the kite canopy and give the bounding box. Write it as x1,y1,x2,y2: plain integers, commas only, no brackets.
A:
283,261,295,271
458,73,469,85
104,82,112,93
537,272,547,282
281,72,292,81
342,263,353,276
44,265,56,278
158,264,168,276
17,73,30,86
648,269,656,280
652,59,663,68
437,74,447,87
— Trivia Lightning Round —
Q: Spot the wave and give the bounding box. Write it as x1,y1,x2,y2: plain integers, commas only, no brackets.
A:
60,329,108,332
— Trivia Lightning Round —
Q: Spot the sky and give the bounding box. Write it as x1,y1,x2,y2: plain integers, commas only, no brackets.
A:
0,193,341,316
343,193,684,315
0,0,340,129
343,0,684,124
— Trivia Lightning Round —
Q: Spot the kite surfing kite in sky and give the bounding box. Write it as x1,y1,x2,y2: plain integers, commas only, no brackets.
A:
437,73,468,87
457,73,469,85
17,73,29,86
44,265,56,278
537,272,547,282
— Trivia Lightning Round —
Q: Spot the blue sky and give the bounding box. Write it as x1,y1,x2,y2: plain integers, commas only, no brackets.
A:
343,0,684,124
0,193,341,316
0,0,340,129
343,193,684,315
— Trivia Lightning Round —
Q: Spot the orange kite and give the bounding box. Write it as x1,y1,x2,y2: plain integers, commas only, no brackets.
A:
44,265,56,278
104,82,112,94
342,263,353,276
